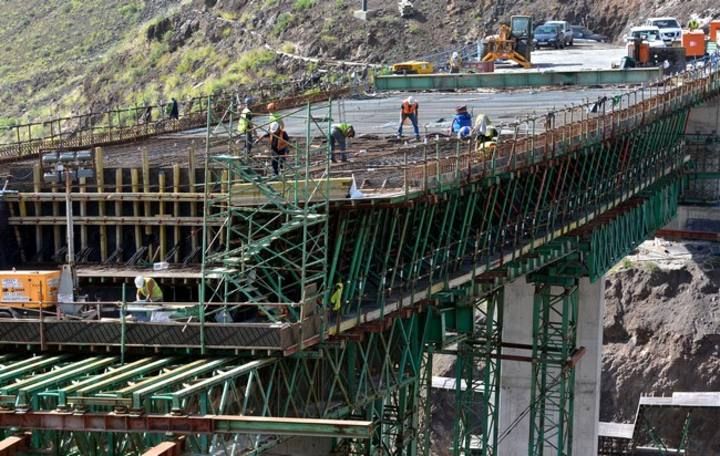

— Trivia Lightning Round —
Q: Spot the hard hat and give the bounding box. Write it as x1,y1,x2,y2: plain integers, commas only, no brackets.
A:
407,96,415,105
134,276,145,289
458,126,472,139
269,122,280,133
452,51,459,58
244,97,253,105
456,105,467,113
266,102,277,111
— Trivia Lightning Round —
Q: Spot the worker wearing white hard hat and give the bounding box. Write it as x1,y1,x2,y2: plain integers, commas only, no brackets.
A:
449,51,462,73
398,96,420,141
135,276,163,302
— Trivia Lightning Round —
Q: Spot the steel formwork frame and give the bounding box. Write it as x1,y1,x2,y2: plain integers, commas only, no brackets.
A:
0,54,719,456
201,99,332,339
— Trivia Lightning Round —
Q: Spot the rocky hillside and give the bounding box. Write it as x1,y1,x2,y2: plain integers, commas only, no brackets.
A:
2,0,720,128
603,242,720,453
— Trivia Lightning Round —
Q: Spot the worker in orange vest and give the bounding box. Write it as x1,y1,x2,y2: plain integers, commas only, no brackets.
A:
397,96,420,141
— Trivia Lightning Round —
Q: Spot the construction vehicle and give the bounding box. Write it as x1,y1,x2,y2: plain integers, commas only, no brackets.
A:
482,15,533,69
392,60,434,75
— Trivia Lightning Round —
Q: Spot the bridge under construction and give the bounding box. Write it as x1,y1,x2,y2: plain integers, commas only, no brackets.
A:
0,62,719,456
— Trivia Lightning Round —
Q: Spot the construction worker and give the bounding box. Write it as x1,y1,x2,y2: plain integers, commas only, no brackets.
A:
688,15,700,31
451,105,473,138
397,96,420,141
449,51,463,73
266,122,289,175
238,97,254,155
266,102,284,129
330,123,356,163
167,97,179,120
473,113,497,142
134,276,163,302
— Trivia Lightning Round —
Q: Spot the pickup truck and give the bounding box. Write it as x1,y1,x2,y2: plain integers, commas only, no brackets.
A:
544,20,574,46
645,17,682,44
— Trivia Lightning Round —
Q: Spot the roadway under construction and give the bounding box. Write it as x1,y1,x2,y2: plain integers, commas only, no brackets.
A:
0,60,718,455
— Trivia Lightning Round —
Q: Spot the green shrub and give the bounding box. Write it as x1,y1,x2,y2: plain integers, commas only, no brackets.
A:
274,12,293,36
293,0,316,10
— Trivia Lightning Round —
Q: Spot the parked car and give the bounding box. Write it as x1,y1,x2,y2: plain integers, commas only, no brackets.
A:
645,17,682,43
533,24,565,49
544,20,574,46
625,26,666,47
571,25,608,42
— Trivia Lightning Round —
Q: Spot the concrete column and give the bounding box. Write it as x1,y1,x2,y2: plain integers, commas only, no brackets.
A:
499,277,605,456
686,97,720,134
498,278,535,456
573,277,605,456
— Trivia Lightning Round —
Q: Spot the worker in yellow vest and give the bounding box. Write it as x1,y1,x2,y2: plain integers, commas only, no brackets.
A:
134,276,164,302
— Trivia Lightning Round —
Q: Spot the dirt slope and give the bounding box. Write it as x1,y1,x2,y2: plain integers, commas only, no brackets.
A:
602,242,720,453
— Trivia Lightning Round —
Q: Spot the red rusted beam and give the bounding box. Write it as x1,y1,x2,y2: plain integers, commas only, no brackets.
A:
0,434,28,456
143,437,185,456
655,229,720,242
566,346,587,368
0,412,372,439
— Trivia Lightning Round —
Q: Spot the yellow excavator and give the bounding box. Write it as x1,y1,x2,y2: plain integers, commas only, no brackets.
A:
482,16,533,69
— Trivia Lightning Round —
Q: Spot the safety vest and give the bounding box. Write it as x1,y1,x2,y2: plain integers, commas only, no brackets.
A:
138,278,163,301
402,101,418,114
330,283,344,311
335,123,353,136
238,108,252,133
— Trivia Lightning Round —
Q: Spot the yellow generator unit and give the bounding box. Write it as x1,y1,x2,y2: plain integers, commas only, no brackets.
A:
0,270,60,309
392,61,434,75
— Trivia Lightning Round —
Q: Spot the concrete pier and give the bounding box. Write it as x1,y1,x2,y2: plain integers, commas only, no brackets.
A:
499,277,605,455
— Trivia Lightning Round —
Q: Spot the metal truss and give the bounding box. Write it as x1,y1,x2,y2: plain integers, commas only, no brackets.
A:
452,288,503,456
527,281,579,456
0,308,429,455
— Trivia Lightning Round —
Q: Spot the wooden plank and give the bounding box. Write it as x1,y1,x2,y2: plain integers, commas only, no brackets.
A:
8,216,212,226
159,171,166,261
142,439,183,456
173,164,181,263
115,168,123,262
0,434,28,456
131,168,141,252
142,148,152,261
32,165,42,260
188,144,198,253
96,147,107,261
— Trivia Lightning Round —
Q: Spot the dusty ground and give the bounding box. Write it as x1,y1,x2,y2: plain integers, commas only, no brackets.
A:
602,238,720,454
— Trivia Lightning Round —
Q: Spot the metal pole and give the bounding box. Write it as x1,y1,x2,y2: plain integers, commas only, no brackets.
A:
64,170,77,288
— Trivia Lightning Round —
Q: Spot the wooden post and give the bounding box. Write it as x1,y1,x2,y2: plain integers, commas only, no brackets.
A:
142,148,152,261
158,171,167,261
33,165,43,260
131,168,142,252
173,164,181,264
79,172,88,256
115,168,123,262
188,144,198,253
96,147,108,262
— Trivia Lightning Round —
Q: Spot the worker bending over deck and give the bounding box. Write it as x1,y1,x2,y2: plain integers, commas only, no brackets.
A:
397,96,420,141
330,123,355,162
135,276,164,302
451,105,473,138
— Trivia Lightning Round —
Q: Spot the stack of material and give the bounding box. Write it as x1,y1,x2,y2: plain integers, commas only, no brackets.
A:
398,0,414,17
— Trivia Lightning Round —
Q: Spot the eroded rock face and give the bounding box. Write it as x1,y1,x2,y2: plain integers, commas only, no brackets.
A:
602,261,720,453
